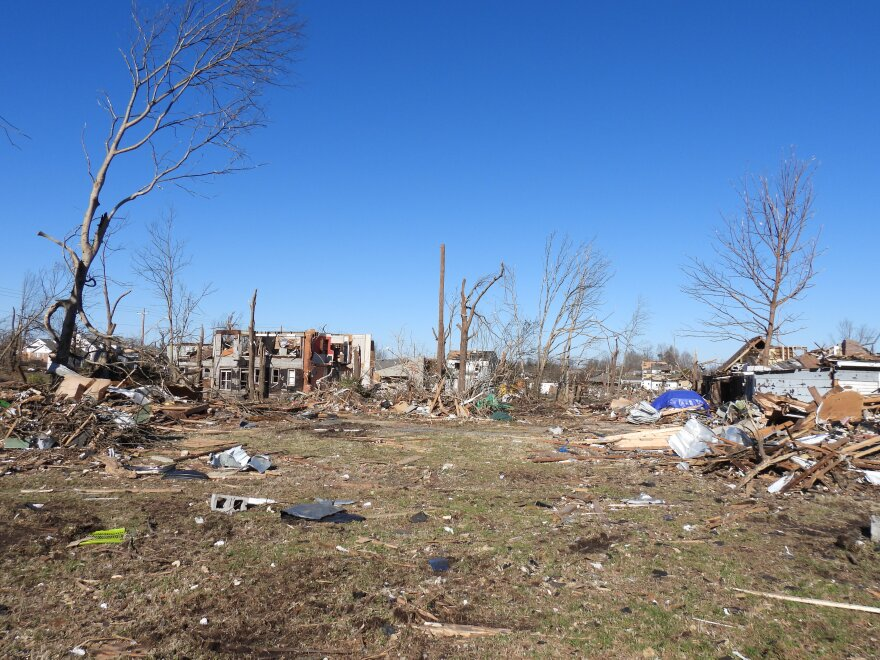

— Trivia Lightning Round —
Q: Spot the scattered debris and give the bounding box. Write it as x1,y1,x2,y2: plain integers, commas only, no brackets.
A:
67,528,127,548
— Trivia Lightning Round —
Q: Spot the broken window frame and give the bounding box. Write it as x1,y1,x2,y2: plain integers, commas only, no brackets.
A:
219,369,232,390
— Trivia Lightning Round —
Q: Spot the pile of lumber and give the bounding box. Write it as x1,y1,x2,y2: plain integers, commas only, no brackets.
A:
752,387,876,440
699,430,880,494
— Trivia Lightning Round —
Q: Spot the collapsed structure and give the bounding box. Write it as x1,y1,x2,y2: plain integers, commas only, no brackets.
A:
707,337,880,403
201,329,373,396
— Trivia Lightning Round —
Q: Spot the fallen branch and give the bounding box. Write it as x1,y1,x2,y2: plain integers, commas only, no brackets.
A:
732,587,880,614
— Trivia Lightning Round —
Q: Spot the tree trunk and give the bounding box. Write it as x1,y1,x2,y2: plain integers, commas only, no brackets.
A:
608,339,619,396
53,262,89,367
247,289,257,401
436,243,446,378
458,278,468,396
760,304,778,366
535,353,547,395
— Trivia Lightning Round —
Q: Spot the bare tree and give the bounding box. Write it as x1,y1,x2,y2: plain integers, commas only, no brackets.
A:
92,238,132,368
38,0,303,366
212,311,243,331
134,212,212,380
534,234,610,389
602,298,649,395
683,151,822,365
0,267,68,379
832,319,880,352
457,264,505,395
489,268,535,386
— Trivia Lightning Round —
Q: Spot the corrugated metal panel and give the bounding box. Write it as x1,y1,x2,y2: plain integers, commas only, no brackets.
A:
835,369,880,395
754,369,832,401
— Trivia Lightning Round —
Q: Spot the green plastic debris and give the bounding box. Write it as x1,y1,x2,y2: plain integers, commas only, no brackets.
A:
0,399,10,409
475,393,511,413
135,404,152,425
491,411,513,422
68,528,127,548
4,437,31,449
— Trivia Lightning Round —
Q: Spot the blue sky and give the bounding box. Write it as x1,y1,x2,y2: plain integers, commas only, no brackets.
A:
1,1,878,363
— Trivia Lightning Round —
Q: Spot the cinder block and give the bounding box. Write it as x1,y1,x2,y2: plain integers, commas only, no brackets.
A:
210,493,248,513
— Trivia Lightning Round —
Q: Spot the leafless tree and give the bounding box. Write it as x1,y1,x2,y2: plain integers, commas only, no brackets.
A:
38,0,303,366
602,298,650,395
0,267,68,379
133,212,213,380
683,151,822,365
457,264,505,395
212,311,243,331
534,233,610,389
489,268,535,386
830,319,880,352
89,236,133,368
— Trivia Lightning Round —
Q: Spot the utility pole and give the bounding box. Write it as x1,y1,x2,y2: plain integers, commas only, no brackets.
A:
436,243,445,377
248,290,258,401
139,308,147,345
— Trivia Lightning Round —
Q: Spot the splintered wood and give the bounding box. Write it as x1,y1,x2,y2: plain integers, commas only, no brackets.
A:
702,387,880,494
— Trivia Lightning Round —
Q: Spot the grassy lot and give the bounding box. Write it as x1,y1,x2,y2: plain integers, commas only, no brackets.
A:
1,415,878,658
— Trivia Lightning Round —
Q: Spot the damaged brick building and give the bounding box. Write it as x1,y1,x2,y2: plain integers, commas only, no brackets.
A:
207,329,374,396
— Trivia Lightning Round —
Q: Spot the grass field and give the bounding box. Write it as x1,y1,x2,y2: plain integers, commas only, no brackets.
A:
1,415,878,658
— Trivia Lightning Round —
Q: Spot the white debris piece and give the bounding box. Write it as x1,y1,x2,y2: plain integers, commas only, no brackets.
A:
767,474,795,494
668,419,719,459
624,493,666,506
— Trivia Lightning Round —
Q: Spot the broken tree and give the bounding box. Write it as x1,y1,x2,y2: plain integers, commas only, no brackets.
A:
457,264,504,395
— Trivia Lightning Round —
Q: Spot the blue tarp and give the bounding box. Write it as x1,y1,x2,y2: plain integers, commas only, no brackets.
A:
650,389,709,411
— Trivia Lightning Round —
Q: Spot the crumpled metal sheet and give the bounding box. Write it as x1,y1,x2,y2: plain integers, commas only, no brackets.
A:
626,402,661,424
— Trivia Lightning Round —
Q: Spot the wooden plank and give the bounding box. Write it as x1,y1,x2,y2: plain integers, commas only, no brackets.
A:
732,588,880,615
738,451,799,487
600,426,684,443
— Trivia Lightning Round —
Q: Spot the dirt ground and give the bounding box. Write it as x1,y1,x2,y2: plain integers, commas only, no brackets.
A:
1,414,878,658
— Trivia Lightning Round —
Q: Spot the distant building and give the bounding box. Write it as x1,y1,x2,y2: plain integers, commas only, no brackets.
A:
445,350,498,391
640,360,688,392
374,357,425,388
202,328,373,396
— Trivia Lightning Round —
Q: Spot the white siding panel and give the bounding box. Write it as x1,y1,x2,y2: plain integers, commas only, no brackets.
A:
754,370,832,401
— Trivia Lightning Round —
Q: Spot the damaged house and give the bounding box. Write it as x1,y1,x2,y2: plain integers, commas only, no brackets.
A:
445,350,498,391
707,336,880,403
640,360,692,392
208,329,373,396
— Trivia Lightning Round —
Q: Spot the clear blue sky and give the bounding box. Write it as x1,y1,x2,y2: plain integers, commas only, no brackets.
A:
1,1,878,363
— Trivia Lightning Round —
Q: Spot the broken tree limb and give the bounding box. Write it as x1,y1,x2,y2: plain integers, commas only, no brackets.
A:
420,622,512,637
732,588,880,614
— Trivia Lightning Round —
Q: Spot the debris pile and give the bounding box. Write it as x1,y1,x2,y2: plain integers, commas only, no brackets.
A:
0,381,167,451
697,388,880,493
